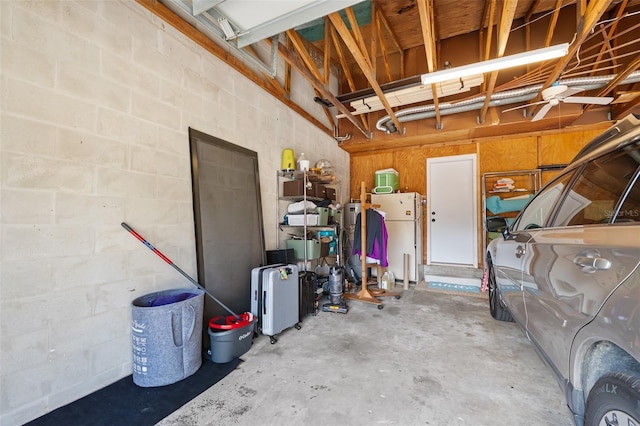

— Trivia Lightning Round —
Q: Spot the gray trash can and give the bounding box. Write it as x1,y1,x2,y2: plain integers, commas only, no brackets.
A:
131,288,204,387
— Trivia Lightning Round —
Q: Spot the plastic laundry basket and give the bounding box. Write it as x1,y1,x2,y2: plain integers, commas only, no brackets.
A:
131,288,204,387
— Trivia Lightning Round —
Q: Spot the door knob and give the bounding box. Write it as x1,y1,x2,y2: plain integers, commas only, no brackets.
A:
515,245,526,258
431,218,436,222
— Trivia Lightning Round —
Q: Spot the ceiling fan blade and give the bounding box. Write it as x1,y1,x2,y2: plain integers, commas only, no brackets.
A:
501,100,546,113
556,87,585,99
562,96,614,105
532,102,554,122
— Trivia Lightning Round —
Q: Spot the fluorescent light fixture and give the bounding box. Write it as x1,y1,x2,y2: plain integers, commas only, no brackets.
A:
420,43,569,85
218,17,236,39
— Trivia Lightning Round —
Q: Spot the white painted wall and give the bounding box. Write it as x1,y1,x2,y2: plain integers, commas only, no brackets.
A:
0,1,349,424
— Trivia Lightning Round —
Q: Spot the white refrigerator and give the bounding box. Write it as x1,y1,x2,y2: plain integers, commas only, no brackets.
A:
371,192,423,283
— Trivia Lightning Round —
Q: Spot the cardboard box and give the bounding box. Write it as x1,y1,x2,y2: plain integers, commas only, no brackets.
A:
283,180,306,197
317,230,336,255
325,187,336,201
312,183,326,199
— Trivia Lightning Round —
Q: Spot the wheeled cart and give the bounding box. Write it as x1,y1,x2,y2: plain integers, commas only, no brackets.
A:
251,264,300,344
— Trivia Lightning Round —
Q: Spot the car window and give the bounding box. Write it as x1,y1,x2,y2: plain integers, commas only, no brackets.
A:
615,172,640,223
552,144,640,226
512,171,576,232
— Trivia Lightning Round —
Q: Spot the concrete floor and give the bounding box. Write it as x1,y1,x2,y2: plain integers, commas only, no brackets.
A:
158,285,574,426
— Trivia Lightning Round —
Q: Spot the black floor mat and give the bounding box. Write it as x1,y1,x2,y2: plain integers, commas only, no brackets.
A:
26,358,241,426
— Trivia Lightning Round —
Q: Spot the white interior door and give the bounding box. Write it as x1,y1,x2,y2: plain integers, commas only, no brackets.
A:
427,154,478,267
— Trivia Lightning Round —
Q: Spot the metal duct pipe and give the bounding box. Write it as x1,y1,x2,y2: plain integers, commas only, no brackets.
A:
377,71,640,133
384,94,540,127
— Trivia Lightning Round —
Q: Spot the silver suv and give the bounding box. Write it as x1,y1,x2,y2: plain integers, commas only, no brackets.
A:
486,114,640,426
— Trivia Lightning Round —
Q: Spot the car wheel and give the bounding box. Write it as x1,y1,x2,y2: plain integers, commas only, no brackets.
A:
487,257,514,322
585,372,640,426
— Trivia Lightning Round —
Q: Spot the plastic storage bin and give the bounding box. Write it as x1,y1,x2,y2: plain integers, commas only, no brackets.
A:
315,207,329,226
373,168,399,194
287,214,319,226
286,239,321,260
329,208,341,225
131,288,204,387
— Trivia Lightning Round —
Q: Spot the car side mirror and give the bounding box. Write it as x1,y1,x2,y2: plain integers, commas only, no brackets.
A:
501,226,511,240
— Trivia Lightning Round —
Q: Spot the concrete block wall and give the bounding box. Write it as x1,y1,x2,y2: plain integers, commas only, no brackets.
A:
0,1,349,424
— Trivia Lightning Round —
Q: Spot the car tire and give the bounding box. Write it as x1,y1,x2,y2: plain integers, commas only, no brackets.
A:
487,257,514,322
585,372,640,426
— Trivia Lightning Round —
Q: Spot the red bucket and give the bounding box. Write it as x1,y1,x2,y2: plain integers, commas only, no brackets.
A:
209,312,254,331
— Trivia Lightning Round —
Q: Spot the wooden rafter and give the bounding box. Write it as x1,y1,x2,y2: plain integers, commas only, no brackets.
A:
417,0,441,128
286,30,324,77
480,0,497,92
479,0,496,62
285,30,335,128
589,0,628,76
430,1,441,117
534,0,614,102
583,55,640,114
592,25,617,73
561,29,640,78
330,25,368,129
576,0,587,28
597,56,640,97
277,42,372,139
483,0,496,61
525,0,541,72
544,0,563,47
135,0,332,138
328,10,403,133
376,9,404,78
375,10,393,82
479,1,487,61
244,43,286,97
525,0,542,24
330,26,357,93
479,0,517,124
345,8,372,69
370,0,378,82
324,17,331,85
284,37,292,97
612,92,640,119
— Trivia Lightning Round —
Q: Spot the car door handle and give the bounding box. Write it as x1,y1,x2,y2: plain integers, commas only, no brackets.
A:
515,245,525,258
573,256,612,273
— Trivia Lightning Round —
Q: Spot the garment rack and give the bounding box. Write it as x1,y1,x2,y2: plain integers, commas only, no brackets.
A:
343,182,399,309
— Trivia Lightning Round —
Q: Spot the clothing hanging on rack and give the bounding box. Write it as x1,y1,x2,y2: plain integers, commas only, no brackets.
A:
352,209,388,267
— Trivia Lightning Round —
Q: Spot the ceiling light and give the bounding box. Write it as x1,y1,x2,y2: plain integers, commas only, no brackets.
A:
420,43,569,85
343,74,484,116
218,17,236,40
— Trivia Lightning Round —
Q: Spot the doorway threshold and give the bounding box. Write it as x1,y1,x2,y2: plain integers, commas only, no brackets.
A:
424,264,483,279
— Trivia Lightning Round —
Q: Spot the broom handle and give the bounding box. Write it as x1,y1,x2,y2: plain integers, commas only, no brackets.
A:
121,222,240,320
